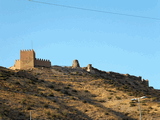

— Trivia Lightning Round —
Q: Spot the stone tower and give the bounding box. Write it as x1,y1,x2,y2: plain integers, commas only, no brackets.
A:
20,50,35,69
86,64,95,73
72,59,80,68
10,49,51,70
87,64,92,72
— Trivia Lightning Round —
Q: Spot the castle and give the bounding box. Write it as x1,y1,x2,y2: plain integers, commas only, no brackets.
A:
9,50,149,87
10,49,51,70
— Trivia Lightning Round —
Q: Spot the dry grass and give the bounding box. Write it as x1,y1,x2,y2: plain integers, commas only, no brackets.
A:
0,66,160,120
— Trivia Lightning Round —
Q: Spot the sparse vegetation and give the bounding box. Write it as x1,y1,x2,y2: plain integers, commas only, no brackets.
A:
48,85,54,88
105,112,109,115
98,99,106,103
0,66,160,120
142,103,147,106
108,96,112,100
82,100,87,103
48,93,54,97
84,90,89,92
116,96,121,100
129,102,136,107
148,106,153,110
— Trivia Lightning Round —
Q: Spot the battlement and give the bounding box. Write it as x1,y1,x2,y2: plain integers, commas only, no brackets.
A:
20,49,34,52
10,49,51,70
35,58,50,62
15,59,20,62
35,58,51,67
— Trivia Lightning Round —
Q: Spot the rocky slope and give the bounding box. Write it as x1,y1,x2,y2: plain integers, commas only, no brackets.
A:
0,66,160,120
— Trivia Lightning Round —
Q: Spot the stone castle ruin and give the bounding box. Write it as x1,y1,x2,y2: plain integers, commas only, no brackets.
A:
71,59,149,87
85,63,149,87
9,50,149,87
10,49,51,70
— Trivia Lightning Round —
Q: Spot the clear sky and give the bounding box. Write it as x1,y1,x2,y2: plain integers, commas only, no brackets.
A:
1,0,160,89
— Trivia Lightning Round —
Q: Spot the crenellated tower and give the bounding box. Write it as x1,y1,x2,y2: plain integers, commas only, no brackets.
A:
10,49,51,70
20,49,35,69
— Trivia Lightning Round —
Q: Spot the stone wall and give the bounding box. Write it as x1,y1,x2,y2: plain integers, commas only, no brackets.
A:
14,60,20,69
9,60,20,70
10,49,51,70
142,79,149,86
35,58,51,67
85,64,149,87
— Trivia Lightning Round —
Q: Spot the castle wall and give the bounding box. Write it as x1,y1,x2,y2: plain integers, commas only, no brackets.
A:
14,60,20,69
10,49,52,69
107,72,149,87
35,58,51,67
142,79,149,86
9,60,20,70
20,50,35,69
88,66,149,87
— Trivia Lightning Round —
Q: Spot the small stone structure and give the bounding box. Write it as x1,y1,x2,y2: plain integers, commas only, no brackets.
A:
10,49,51,70
72,59,80,68
86,64,95,74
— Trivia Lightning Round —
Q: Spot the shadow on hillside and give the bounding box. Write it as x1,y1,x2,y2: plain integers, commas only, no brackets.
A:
37,80,137,120
0,99,28,120
0,79,93,119
1,70,137,120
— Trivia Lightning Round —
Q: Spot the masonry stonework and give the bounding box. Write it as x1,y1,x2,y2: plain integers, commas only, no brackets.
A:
20,50,35,69
35,58,51,67
10,49,51,70
12,60,20,69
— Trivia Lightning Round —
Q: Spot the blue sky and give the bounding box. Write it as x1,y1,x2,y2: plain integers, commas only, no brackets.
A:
0,0,160,89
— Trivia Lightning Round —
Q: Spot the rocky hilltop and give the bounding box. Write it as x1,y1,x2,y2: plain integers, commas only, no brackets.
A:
0,64,160,120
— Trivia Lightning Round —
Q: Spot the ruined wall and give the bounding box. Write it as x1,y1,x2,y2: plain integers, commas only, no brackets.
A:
9,60,20,70
87,64,96,74
142,79,149,86
86,64,149,87
14,60,20,69
106,72,142,81
35,58,51,67
72,60,80,68
20,50,35,69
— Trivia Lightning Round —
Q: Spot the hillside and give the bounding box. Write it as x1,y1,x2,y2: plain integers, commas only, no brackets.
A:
0,66,160,120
